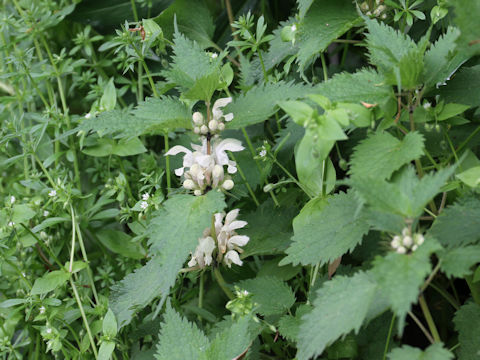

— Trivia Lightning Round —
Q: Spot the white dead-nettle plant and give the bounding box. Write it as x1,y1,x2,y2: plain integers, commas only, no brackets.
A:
188,209,249,268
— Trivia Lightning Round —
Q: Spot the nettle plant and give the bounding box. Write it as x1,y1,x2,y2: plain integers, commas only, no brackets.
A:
1,0,480,359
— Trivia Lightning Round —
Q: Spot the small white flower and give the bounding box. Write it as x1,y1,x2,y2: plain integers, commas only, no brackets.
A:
194,189,203,196
291,24,297,32
211,52,218,59
222,179,234,190
43,210,50,217
396,246,407,254
39,306,46,314
423,102,431,109
140,201,148,210
142,193,150,200
188,236,215,268
40,231,48,239
46,328,52,334
8,221,15,227
224,250,243,267
48,190,57,197
259,147,267,158
10,196,15,204
85,113,92,119
21,272,26,277
212,97,234,123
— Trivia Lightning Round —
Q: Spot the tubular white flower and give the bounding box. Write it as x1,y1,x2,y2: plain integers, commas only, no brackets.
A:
224,250,242,267
165,145,193,176
212,97,233,121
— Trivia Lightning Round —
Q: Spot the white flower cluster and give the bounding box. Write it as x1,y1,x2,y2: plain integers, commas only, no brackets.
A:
360,0,387,19
188,209,249,268
166,97,244,196
192,97,234,135
391,227,425,254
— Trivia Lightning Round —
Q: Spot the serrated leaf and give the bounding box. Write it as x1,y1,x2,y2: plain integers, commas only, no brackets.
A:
264,18,298,70
278,305,312,343
236,276,295,316
371,239,441,331
428,195,480,248
110,192,225,327
454,302,480,360
155,304,209,360
388,344,454,360
96,229,145,260
438,65,480,108
440,245,480,278
423,27,467,89
352,165,455,218
313,68,394,106
350,131,425,180
81,97,191,138
296,0,361,71
456,166,480,187
225,81,309,129
297,272,378,360
281,192,370,266
297,0,314,18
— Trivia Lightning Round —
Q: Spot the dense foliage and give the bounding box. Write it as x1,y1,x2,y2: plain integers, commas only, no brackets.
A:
1,0,480,359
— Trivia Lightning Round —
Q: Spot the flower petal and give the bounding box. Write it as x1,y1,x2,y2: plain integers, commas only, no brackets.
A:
212,97,232,112
224,250,242,267
174,167,185,176
165,145,191,156
224,113,234,122
228,235,249,247
225,209,240,224
225,220,248,232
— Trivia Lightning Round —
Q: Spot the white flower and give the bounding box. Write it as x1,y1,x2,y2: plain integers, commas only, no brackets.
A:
211,138,244,174
200,125,208,134
8,221,15,227
391,235,401,249
140,201,148,210
10,196,15,204
402,236,413,247
39,306,46,314
188,236,215,268
46,328,52,334
183,179,195,190
85,113,92,119
396,246,407,254
222,179,234,190
48,190,57,197
212,97,234,123
291,24,297,32
259,147,267,158
224,250,243,267
142,193,150,200
192,112,204,125
211,52,218,59
414,233,425,245
43,210,49,217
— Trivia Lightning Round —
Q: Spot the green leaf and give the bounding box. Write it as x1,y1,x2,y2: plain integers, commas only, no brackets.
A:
200,316,252,360
388,344,454,360
313,68,394,106
257,258,301,281
371,239,441,330
428,196,480,248
437,103,471,121
100,78,116,111
440,245,480,278
296,0,361,72
281,192,370,266
349,131,425,180
352,165,455,218
423,27,467,89
241,200,296,257
264,18,298,70
102,309,117,337
225,81,309,129
297,0,314,18
12,204,36,224
111,192,226,328
155,304,209,360
297,272,378,360
456,166,480,187
98,342,116,360
153,0,215,49
278,305,312,342
82,137,147,157
453,0,480,56
236,276,296,316
438,65,480,108
81,97,191,138
96,229,145,259
31,270,70,295
454,302,480,360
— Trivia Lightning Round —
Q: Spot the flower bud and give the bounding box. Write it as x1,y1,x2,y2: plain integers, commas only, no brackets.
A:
396,246,407,254
218,122,225,131
194,189,203,196
414,233,424,245
183,179,195,190
192,112,204,125
194,126,200,134
402,236,413,247
200,125,208,134
212,164,224,179
412,244,418,251
391,236,401,249
222,179,234,190
209,120,218,131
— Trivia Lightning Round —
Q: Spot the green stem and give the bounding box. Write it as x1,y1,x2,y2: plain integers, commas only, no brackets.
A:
320,53,328,82
257,50,268,82
69,278,98,358
213,267,234,300
382,314,395,360
130,0,139,21
419,294,441,343
273,158,313,198
228,152,260,206
429,283,460,310
20,224,63,268
33,153,56,188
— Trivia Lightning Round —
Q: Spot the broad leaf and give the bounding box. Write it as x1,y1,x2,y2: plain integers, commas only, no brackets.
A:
297,272,378,360
454,302,480,360
388,344,454,360
281,192,370,266
31,270,70,295
440,245,480,278
438,65,480,108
